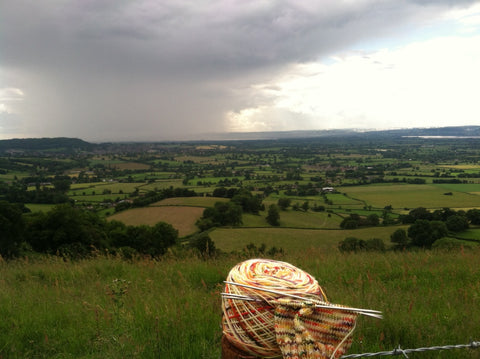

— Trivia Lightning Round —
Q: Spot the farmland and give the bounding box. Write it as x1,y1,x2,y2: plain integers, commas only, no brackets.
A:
1,131,480,357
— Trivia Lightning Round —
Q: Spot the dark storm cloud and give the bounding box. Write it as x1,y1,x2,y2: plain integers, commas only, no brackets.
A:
0,0,477,140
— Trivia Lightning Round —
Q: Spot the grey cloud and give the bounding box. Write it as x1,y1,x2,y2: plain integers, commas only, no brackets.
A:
0,0,478,140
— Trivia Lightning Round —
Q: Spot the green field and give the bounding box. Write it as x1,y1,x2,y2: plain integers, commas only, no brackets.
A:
340,184,480,209
24,203,56,212
153,196,228,207
210,225,408,252
1,250,479,358
70,182,141,195
242,210,343,229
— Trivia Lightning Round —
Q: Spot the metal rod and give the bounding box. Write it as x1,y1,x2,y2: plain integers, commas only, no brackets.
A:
223,281,383,319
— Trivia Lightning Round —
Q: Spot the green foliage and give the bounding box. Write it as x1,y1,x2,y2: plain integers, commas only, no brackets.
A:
212,187,238,198
231,189,263,214
432,237,469,251
241,242,284,257
189,232,217,258
338,237,386,252
277,197,291,210
266,204,280,226
0,201,27,257
340,213,380,229
197,201,243,230
25,204,107,255
445,214,469,232
408,219,448,248
390,228,409,247
466,209,480,225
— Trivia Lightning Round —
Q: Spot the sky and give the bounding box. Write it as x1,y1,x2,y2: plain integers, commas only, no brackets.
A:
1,0,480,142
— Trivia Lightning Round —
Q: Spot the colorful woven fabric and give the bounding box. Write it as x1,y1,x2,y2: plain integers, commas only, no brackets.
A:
221,259,359,359
274,298,357,359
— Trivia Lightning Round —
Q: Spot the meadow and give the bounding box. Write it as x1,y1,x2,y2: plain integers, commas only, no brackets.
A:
339,184,480,210
210,226,410,252
1,249,479,358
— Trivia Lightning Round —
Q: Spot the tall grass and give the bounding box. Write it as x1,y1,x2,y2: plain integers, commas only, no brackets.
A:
1,248,479,358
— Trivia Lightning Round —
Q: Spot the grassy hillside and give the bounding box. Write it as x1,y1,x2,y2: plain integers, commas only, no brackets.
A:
1,249,479,358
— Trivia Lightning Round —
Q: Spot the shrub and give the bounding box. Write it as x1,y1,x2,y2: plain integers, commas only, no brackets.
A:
338,237,366,252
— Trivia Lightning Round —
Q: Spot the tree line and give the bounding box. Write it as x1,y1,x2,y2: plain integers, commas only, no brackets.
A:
0,201,178,259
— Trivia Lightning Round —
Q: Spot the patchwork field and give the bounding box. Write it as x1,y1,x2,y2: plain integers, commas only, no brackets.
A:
108,206,204,237
153,197,228,207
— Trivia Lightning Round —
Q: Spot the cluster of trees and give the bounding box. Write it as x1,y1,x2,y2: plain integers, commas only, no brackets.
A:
0,201,178,259
340,213,380,229
338,237,386,252
196,202,243,230
2,175,72,204
126,187,197,209
391,207,478,249
196,189,264,230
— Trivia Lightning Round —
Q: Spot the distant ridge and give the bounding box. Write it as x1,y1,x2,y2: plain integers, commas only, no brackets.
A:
203,126,480,141
1,126,480,147
0,137,94,153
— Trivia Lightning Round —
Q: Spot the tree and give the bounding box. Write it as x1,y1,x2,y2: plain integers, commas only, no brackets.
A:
0,201,26,257
53,176,71,193
190,232,216,257
390,228,409,248
277,198,291,210
301,201,309,212
467,209,480,225
24,204,107,256
446,215,469,232
408,219,432,247
338,237,366,252
232,189,263,214
365,238,386,251
149,222,178,256
197,201,243,230
408,219,447,248
430,220,449,242
401,207,432,224
266,204,280,226
366,213,380,226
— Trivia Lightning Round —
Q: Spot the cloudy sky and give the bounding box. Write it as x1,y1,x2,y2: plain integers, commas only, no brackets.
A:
1,1,480,141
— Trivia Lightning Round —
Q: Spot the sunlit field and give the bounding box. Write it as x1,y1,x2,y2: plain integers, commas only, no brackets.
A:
339,184,480,209
107,206,204,237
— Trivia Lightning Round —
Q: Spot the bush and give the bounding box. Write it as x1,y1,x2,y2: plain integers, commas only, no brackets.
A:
338,237,366,252
365,238,386,252
432,237,469,251
189,232,216,258
277,198,291,210
339,237,386,252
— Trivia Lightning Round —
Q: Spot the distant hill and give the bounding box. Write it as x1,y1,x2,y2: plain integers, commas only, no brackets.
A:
203,126,480,141
367,126,480,138
0,137,94,153
1,126,479,151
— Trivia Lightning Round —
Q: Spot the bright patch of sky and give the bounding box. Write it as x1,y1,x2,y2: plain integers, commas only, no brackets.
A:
227,4,480,133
